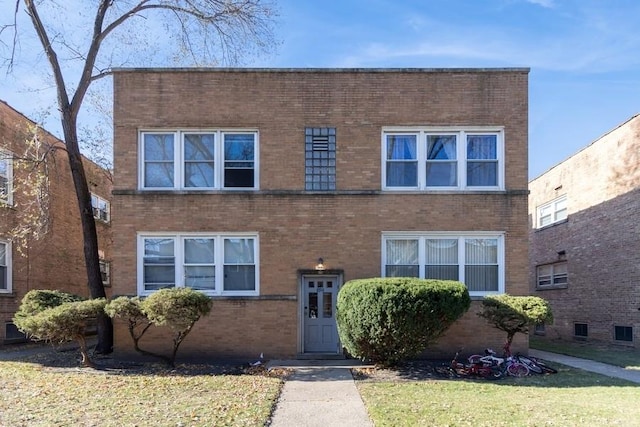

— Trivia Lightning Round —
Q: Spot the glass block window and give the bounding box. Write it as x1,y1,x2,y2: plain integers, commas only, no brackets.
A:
305,127,336,191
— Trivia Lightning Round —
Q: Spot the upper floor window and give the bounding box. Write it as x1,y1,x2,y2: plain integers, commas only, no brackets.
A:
382,128,504,191
91,193,110,223
139,130,258,190
382,232,505,297
0,241,11,293
137,233,259,296
537,195,567,228
99,260,110,286
536,262,567,289
0,149,13,205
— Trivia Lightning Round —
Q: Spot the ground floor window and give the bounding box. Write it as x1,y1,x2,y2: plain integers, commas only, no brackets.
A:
382,232,504,297
614,325,633,342
0,241,10,293
574,323,588,338
137,233,258,296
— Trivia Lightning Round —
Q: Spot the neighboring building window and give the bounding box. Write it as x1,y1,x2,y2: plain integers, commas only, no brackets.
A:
574,323,588,338
382,233,504,297
534,323,546,335
0,241,11,293
536,262,568,288
99,260,110,286
0,149,13,205
137,233,258,296
91,193,110,222
140,130,258,190
537,195,567,228
382,128,503,190
614,326,633,342
305,127,336,191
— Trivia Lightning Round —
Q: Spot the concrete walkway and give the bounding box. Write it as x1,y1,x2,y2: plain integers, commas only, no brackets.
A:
266,360,373,427
530,349,640,384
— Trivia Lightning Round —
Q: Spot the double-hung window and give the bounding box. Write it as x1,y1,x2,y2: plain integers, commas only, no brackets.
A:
0,149,13,205
536,262,568,288
91,193,110,222
138,233,258,296
537,195,567,228
0,240,11,293
140,130,258,190
383,128,503,190
383,233,504,297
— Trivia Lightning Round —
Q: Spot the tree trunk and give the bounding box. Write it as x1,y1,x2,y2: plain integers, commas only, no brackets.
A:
61,110,113,354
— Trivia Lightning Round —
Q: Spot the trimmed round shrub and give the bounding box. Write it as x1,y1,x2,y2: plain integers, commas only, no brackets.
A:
14,289,84,321
336,277,471,366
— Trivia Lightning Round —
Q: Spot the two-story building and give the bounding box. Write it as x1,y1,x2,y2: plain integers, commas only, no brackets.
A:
529,114,640,347
0,100,112,344
111,68,530,359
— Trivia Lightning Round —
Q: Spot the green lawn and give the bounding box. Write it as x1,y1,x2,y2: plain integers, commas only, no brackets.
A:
530,336,640,370
0,352,283,427
358,366,640,426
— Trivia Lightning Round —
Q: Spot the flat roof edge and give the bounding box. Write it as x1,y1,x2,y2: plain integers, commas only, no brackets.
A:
111,67,530,73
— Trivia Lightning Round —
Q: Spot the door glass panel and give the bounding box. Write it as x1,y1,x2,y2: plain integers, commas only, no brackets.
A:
308,281,315,288
308,292,318,318
326,281,333,288
323,292,332,318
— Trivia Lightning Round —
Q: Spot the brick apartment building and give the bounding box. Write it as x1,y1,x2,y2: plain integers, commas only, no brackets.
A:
529,114,640,347
112,68,530,359
0,100,112,344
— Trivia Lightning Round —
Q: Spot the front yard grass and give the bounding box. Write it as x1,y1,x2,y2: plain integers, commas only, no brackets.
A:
357,365,640,426
0,352,283,427
530,335,640,370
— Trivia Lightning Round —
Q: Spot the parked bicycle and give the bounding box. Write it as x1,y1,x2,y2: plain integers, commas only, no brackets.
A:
502,341,558,374
468,348,530,377
436,350,504,379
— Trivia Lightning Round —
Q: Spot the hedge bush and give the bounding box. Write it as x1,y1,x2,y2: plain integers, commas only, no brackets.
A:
14,292,105,367
336,277,470,366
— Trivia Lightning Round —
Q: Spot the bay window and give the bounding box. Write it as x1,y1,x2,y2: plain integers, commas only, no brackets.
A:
383,233,504,296
138,233,258,296
383,128,503,190
140,130,258,190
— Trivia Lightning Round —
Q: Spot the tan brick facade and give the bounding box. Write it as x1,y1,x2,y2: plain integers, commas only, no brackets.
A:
529,114,640,347
0,100,112,344
112,68,530,359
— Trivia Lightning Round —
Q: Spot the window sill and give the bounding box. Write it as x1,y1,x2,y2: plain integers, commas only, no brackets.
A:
0,291,16,297
535,218,568,231
536,284,568,291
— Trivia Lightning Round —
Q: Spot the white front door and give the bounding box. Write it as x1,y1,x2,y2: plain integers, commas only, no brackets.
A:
303,275,340,353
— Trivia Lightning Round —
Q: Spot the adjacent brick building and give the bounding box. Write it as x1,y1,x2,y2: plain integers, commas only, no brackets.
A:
112,68,530,359
529,114,640,347
0,100,112,344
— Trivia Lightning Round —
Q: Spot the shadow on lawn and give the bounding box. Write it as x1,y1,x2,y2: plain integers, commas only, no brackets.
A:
352,359,638,388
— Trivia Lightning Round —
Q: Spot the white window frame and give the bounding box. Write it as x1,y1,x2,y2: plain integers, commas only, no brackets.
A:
382,127,505,191
536,195,567,228
381,232,505,297
137,232,259,297
0,240,12,293
91,193,110,223
138,130,259,191
536,262,568,289
0,149,14,205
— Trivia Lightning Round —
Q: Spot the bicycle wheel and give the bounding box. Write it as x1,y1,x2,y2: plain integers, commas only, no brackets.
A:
507,362,530,377
517,356,543,374
488,366,504,380
435,365,456,378
468,354,484,365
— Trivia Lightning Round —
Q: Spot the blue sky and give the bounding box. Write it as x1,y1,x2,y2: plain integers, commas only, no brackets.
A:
2,0,639,178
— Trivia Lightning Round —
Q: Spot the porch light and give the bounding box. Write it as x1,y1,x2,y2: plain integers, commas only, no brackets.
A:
315,258,326,271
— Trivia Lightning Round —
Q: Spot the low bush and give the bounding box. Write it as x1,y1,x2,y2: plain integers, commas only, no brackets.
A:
14,293,106,367
105,288,212,366
336,277,470,366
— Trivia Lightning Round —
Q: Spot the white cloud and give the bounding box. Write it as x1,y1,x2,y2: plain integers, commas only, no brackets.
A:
525,0,555,8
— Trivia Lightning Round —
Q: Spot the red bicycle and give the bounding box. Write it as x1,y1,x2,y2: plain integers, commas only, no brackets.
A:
436,350,503,379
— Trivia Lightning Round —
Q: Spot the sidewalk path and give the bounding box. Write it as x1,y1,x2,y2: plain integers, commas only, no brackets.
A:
266,360,373,427
530,349,640,384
